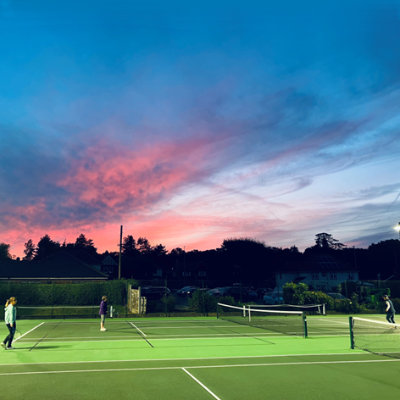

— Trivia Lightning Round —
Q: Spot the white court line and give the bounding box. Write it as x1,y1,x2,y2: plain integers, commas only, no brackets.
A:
33,319,215,325
310,319,349,327
14,323,45,342
128,325,253,330
128,322,147,337
0,352,367,366
17,333,282,341
0,358,400,377
182,367,222,400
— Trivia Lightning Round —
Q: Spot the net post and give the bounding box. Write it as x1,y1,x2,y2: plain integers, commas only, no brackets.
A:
349,316,355,349
322,303,326,315
216,303,220,319
303,313,308,338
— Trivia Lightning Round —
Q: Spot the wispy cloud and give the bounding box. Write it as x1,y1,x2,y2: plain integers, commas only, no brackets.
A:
1,1,400,257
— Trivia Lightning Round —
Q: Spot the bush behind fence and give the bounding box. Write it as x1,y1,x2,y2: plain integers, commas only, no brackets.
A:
0,281,130,307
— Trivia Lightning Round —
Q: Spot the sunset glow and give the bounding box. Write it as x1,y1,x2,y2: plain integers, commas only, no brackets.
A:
1,1,400,258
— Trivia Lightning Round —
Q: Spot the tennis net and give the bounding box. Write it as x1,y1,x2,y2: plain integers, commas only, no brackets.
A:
246,303,326,315
217,302,307,337
350,316,400,357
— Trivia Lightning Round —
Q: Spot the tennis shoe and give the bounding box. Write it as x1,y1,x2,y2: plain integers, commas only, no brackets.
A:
1,343,6,349
100,328,107,331
6,346,13,350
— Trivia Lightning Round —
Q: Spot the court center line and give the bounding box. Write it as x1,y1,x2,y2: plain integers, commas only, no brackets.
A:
14,322,44,342
29,321,62,351
128,322,147,337
182,367,222,400
128,322,154,348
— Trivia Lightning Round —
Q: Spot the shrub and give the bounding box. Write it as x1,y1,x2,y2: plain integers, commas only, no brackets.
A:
189,290,217,315
283,282,309,304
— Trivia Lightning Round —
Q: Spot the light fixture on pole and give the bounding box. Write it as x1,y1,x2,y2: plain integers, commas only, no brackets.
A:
394,222,400,240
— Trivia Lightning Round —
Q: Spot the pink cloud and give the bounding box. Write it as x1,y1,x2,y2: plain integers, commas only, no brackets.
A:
58,136,216,217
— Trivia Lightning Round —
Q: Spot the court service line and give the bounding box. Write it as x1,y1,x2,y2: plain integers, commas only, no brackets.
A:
0,352,367,367
311,319,349,326
182,367,222,400
17,333,283,342
1,358,400,377
14,323,45,342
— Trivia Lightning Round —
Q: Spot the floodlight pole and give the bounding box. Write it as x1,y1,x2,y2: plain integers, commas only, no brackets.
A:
118,225,123,279
395,222,400,240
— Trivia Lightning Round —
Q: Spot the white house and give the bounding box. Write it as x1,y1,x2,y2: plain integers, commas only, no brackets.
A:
275,253,359,292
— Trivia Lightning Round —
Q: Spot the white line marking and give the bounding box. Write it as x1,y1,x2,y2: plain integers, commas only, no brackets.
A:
0,358,399,377
14,323,45,342
16,332,283,341
0,352,367,366
182,367,222,400
129,325,252,330
128,322,147,337
353,317,400,328
310,319,349,327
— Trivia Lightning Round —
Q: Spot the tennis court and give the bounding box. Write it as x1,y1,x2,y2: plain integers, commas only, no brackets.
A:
1,314,400,399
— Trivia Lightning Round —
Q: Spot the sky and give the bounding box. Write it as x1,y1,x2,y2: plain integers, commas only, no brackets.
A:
1,0,400,258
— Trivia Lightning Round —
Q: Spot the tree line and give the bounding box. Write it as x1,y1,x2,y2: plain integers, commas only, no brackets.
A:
1,232,400,285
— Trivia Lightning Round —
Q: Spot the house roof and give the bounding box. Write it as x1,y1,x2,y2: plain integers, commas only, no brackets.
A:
101,254,118,266
0,252,108,280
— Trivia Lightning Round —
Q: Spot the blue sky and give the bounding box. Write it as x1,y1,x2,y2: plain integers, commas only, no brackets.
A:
1,0,400,257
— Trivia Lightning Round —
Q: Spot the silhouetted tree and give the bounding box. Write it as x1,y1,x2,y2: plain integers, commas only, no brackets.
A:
0,243,11,260
34,234,61,260
122,235,138,256
23,239,36,261
220,238,273,283
74,233,95,249
367,240,400,279
137,237,151,253
314,233,344,250
151,244,167,257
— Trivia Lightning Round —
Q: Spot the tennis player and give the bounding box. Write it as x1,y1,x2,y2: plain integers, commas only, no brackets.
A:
2,297,17,349
99,296,108,331
383,295,396,325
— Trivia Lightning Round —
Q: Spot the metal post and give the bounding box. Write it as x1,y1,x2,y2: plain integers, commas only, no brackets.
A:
349,316,355,349
118,225,123,279
303,313,308,338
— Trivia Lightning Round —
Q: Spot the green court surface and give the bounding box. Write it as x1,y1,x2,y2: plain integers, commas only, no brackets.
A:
1,315,400,399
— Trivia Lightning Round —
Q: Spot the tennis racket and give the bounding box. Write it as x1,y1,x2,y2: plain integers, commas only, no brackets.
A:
13,328,22,340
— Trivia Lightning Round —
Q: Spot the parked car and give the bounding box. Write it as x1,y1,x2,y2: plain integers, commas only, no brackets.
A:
176,286,199,296
207,287,232,297
141,286,171,299
327,292,348,300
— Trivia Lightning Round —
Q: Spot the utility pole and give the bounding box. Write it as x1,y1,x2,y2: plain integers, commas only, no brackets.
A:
118,225,123,279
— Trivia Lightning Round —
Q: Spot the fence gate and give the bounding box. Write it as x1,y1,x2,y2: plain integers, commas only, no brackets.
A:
128,285,146,315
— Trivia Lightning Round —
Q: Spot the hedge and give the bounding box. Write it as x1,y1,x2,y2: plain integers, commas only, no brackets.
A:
0,280,130,307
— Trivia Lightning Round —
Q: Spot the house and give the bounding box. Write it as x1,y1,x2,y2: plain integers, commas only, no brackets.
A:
0,252,108,283
100,254,118,278
275,253,359,292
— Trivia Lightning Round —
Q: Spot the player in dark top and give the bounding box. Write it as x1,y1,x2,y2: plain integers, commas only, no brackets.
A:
99,296,108,331
383,295,396,325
